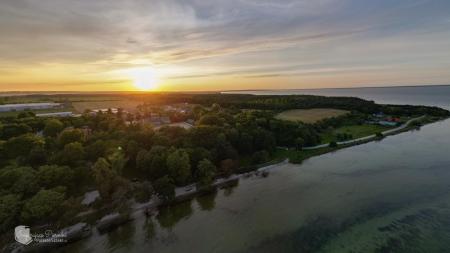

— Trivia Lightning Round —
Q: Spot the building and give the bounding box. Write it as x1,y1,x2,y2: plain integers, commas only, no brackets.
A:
154,122,194,130
372,112,385,118
0,102,61,112
36,112,73,117
81,190,100,206
92,108,120,114
378,120,398,127
144,113,172,126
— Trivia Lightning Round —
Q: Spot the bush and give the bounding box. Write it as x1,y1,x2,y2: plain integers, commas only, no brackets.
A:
153,176,175,201
21,189,65,223
251,150,270,164
133,182,153,203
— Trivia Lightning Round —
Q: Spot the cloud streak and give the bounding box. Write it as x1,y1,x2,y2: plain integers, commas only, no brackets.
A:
0,0,450,91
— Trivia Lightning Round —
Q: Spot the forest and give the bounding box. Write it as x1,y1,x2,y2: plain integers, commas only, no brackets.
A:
0,93,448,235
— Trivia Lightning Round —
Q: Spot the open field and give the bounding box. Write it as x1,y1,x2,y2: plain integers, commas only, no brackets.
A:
275,108,349,123
320,124,392,144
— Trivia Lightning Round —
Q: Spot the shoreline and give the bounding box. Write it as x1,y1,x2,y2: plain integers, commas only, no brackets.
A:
303,115,425,150
5,115,445,253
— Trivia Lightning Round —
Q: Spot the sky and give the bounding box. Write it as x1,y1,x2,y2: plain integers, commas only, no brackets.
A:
0,0,450,92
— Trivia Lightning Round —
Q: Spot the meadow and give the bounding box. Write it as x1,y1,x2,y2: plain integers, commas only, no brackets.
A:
275,108,349,123
319,124,392,144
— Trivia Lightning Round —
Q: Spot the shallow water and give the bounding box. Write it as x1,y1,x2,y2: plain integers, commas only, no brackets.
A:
61,86,450,253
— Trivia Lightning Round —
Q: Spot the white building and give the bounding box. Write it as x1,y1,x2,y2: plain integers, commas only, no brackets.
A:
0,102,61,112
36,112,73,117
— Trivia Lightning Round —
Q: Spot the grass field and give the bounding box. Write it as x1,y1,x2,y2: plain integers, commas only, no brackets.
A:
320,124,392,144
1,94,149,114
275,108,349,123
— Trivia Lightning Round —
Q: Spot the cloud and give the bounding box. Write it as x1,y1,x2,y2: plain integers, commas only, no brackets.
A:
0,0,450,90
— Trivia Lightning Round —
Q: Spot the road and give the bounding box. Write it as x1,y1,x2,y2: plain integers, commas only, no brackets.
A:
303,116,425,150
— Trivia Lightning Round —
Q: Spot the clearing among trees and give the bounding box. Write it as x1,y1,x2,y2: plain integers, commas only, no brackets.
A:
275,108,349,123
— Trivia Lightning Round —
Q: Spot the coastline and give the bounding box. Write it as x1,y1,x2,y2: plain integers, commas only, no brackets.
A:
5,114,446,253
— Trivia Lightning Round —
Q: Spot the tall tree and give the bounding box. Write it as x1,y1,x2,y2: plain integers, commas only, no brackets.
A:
92,158,119,199
21,189,65,223
166,149,191,185
55,142,85,166
196,159,216,188
153,176,175,201
5,134,44,158
59,129,84,146
43,119,64,137
108,147,128,175
0,194,21,233
37,165,74,189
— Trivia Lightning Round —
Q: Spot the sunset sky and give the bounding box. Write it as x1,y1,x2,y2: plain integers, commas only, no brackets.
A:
1,0,450,92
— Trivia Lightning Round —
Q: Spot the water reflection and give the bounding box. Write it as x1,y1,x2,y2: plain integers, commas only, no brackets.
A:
142,218,155,241
196,190,218,211
156,200,193,229
59,118,450,253
222,179,239,197
106,219,136,250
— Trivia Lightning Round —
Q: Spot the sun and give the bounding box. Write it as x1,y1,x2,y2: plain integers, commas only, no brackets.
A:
129,67,159,91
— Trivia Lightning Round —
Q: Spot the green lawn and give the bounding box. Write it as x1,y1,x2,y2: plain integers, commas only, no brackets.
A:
275,108,349,123
320,124,393,144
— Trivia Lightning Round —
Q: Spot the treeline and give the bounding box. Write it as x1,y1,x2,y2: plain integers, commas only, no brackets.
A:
149,94,380,113
0,94,448,234
0,105,321,232
144,93,450,117
380,104,450,117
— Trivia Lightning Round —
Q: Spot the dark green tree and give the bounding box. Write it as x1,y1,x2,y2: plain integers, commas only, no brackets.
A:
43,119,64,137
92,158,119,199
166,149,191,185
37,165,74,189
0,166,39,197
153,176,175,201
56,142,85,166
0,194,22,233
295,137,305,150
21,189,65,223
5,134,44,158
196,159,216,188
59,129,84,146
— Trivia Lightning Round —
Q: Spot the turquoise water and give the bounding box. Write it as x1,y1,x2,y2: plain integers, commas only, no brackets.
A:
61,86,450,253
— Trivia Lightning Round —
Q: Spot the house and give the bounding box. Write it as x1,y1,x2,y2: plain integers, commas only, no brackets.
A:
372,112,385,118
145,113,172,127
378,120,398,127
161,116,171,124
154,121,194,130
81,190,100,206
0,102,61,112
386,117,401,123
92,108,119,114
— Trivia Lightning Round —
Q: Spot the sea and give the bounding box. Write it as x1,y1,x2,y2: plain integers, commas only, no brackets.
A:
60,85,450,253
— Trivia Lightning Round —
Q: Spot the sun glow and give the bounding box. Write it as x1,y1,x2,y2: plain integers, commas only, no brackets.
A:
129,67,159,91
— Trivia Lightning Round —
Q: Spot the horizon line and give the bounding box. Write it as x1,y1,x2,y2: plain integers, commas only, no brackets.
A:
1,83,450,95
